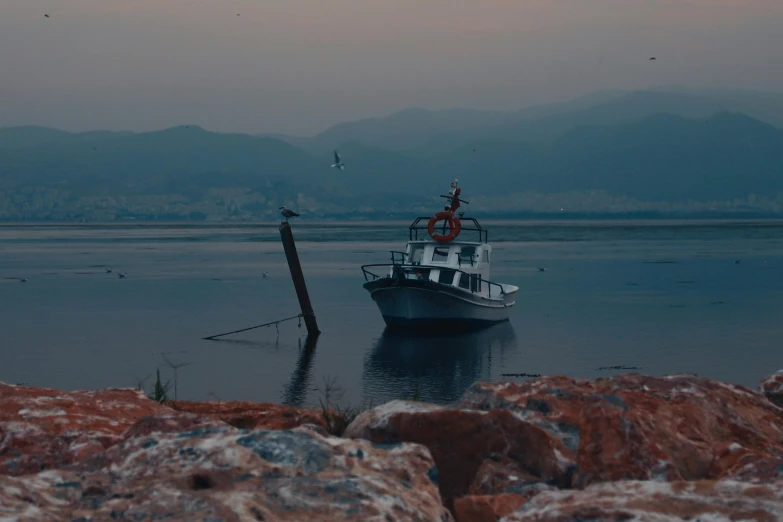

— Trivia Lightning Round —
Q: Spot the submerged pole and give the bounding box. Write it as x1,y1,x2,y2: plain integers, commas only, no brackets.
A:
280,222,320,336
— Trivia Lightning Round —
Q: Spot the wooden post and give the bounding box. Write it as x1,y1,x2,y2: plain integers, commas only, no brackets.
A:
280,222,320,336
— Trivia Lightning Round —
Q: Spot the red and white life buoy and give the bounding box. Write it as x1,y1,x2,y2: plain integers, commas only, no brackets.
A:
427,211,462,243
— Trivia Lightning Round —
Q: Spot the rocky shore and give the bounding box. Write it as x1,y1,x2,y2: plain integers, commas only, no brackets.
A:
1,372,782,521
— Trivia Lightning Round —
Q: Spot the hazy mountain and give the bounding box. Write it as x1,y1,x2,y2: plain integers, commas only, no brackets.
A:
260,88,783,157
2,104,783,220
415,90,766,155
652,86,783,127
424,112,783,201
0,126,134,150
0,125,321,190
261,90,628,155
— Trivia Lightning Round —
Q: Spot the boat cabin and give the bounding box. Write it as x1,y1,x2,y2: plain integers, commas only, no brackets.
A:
366,217,506,298
397,240,491,283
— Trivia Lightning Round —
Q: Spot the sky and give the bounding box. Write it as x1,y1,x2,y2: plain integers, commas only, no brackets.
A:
1,0,782,135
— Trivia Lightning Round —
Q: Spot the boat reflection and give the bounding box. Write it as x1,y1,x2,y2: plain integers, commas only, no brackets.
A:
362,322,517,405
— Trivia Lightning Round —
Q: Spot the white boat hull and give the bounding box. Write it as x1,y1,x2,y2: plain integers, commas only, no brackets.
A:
364,280,516,332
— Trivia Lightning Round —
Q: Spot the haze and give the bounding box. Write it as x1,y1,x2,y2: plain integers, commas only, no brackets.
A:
2,0,782,135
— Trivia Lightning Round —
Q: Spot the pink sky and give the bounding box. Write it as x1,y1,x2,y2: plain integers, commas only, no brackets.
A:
2,0,782,134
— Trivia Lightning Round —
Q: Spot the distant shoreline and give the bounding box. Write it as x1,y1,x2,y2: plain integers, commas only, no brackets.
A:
2,211,783,224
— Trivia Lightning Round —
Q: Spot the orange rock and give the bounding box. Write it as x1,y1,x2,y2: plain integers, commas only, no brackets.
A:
759,370,783,408
168,400,327,431
469,454,554,499
461,374,783,486
0,382,173,475
0,425,455,521
347,372,783,518
453,493,527,522
345,401,574,511
502,479,783,521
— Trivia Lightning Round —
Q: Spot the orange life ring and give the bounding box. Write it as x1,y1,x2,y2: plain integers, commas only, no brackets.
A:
427,211,462,243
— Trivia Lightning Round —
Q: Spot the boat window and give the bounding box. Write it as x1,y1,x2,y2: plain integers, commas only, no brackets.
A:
410,268,430,281
410,245,425,265
438,269,456,285
471,274,481,292
459,246,476,267
458,273,471,289
432,247,450,263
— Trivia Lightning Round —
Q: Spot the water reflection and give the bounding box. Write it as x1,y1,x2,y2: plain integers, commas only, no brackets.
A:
362,322,517,405
281,335,319,407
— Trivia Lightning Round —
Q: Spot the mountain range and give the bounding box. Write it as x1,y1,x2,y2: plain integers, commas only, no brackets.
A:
2,86,783,221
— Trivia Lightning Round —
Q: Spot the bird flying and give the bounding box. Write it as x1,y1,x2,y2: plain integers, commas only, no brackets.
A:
44,14,50,18
331,150,345,170
279,206,300,222
649,57,656,60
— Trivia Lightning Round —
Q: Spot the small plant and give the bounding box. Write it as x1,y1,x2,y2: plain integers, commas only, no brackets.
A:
149,368,171,404
161,354,190,401
133,374,151,394
317,375,362,437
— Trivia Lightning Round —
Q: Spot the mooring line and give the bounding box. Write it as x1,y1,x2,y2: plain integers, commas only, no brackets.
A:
203,312,314,340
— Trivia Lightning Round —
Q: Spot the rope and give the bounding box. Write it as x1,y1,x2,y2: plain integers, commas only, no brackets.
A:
203,312,314,340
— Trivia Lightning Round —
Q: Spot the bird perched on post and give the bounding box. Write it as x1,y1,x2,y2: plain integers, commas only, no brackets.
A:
279,206,300,222
331,150,345,170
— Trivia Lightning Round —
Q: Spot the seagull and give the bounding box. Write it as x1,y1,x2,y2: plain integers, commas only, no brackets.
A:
19,277,29,283
262,272,269,278
331,150,345,170
106,268,113,273
118,273,127,279
649,57,656,60
45,14,50,18
279,206,300,222
537,267,547,272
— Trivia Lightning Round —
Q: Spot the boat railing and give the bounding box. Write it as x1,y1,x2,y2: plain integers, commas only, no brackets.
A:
389,250,408,264
361,263,508,298
408,216,487,243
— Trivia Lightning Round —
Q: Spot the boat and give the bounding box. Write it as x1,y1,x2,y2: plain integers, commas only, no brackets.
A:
361,180,519,332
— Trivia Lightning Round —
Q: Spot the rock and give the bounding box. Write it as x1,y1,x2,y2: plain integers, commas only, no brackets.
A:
0,383,172,475
469,454,555,498
0,383,328,477
169,400,327,431
122,411,225,440
460,374,783,486
760,370,783,408
454,494,528,522
345,400,575,511
346,373,783,514
500,479,783,522
0,424,453,521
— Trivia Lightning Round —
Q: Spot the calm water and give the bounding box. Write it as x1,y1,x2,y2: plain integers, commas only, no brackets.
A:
1,220,782,408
